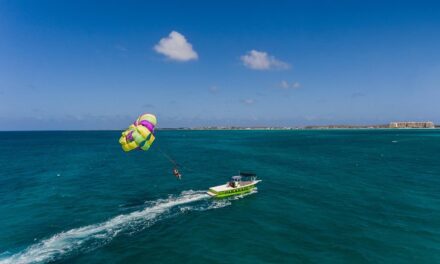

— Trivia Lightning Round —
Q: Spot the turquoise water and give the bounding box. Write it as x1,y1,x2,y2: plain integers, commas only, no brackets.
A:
0,130,440,263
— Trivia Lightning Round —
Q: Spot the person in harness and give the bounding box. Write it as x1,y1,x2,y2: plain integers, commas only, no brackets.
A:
173,168,182,180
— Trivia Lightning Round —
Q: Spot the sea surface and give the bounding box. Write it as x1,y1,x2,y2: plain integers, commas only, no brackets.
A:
0,129,439,263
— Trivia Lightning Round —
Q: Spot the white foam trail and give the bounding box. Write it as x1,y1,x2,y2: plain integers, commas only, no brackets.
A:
0,190,209,264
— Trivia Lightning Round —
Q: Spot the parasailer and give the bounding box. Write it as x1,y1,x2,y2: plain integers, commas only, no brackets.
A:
173,168,182,180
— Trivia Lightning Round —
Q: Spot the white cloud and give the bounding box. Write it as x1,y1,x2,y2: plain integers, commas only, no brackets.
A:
241,98,255,105
154,31,198,61
279,80,301,90
280,80,289,89
240,50,289,70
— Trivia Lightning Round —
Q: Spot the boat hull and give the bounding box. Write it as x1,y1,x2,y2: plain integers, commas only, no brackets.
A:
207,181,260,198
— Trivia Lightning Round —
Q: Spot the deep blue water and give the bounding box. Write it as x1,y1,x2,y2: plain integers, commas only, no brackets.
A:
0,130,440,263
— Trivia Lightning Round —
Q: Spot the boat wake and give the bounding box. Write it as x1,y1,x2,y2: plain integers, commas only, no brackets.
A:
0,190,242,264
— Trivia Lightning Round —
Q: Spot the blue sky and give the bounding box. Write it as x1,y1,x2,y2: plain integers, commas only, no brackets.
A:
1,0,440,130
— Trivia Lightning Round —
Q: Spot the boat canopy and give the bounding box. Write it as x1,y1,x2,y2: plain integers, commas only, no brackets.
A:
231,176,242,181
239,172,256,177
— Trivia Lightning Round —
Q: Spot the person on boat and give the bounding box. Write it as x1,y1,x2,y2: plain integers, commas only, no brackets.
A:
229,180,237,188
173,168,181,180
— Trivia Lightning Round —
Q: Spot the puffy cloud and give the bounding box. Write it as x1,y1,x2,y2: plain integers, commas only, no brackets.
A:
279,80,301,89
240,50,289,70
154,31,198,61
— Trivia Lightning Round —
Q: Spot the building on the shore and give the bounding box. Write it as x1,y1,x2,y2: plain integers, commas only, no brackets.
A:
389,121,435,128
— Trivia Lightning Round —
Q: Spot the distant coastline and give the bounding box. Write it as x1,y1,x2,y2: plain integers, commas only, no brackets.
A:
159,125,439,131
159,121,437,130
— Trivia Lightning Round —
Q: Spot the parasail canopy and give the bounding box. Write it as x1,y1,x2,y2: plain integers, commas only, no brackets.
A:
119,113,157,152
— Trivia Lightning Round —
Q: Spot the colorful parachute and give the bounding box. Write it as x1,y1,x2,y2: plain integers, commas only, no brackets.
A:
119,113,157,152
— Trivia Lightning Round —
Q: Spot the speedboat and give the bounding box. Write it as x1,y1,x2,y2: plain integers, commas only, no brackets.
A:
207,172,261,198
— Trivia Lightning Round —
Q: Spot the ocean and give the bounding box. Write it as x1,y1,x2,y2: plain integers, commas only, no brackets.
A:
0,129,439,263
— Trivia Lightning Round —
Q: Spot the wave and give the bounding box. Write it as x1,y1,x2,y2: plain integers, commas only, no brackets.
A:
0,190,212,264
